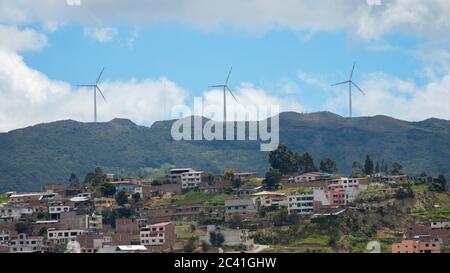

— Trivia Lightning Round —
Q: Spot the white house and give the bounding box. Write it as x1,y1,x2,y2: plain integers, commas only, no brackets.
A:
47,229,86,245
9,234,44,253
287,191,315,215
181,171,203,190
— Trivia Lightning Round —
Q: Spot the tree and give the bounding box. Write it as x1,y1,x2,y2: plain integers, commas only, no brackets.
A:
295,152,318,174
68,173,80,188
184,237,196,253
269,144,296,174
363,155,374,175
375,161,380,174
132,192,141,204
224,169,236,179
100,183,116,197
115,190,128,206
391,162,404,175
84,167,106,186
352,161,363,173
228,214,243,229
210,231,225,247
263,168,282,190
429,175,447,192
15,222,32,234
319,159,338,174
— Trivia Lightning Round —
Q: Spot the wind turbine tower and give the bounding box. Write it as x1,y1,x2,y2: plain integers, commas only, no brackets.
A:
209,67,238,124
331,62,365,118
78,68,107,123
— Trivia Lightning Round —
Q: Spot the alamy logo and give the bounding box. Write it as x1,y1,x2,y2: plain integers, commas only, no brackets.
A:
170,97,280,152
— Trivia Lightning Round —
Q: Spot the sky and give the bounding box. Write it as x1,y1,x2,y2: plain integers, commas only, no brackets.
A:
0,0,450,132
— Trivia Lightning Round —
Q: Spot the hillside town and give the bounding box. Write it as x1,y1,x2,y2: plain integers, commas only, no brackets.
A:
0,145,448,253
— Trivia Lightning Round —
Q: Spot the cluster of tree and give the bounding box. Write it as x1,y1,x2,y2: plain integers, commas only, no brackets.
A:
264,144,337,189
224,169,243,188
352,156,402,176
209,231,225,247
418,173,448,193
268,145,319,175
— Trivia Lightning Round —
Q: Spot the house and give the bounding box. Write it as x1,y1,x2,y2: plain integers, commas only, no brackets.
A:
111,181,137,194
200,225,254,250
94,197,115,208
47,229,86,245
287,191,315,215
140,222,175,252
169,168,195,183
116,218,139,236
9,234,44,253
431,221,450,230
142,183,182,198
0,204,33,220
45,184,66,197
392,240,441,253
234,172,257,181
328,177,360,190
251,191,288,208
85,213,103,232
181,171,203,190
292,172,331,183
8,192,58,204
76,234,109,253
168,168,204,190
49,205,71,219
234,186,263,197
97,245,147,253
224,199,257,221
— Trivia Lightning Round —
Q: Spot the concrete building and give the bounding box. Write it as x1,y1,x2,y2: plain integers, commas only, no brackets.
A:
392,240,441,253
169,168,195,183
140,222,175,252
181,171,203,190
200,225,254,249
86,213,103,232
288,191,315,215
224,199,257,221
431,221,450,230
47,229,86,245
9,234,44,253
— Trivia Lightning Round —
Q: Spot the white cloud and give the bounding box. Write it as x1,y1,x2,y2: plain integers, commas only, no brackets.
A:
84,27,118,43
324,72,450,121
0,46,189,132
2,0,450,40
0,25,47,52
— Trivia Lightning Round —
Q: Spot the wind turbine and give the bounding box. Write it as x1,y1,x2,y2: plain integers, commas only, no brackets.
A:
209,67,238,123
331,62,365,118
78,68,107,123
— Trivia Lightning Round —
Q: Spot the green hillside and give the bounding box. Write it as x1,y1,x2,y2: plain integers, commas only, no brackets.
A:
0,112,449,192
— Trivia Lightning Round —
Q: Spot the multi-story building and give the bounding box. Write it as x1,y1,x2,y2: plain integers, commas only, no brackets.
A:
168,168,203,190
94,197,115,208
287,191,315,215
85,214,103,232
47,229,86,245
0,204,33,220
392,240,441,253
49,205,71,219
9,234,44,253
181,171,203,190
224,199,257,221
328,178,360,190
140,222,175,252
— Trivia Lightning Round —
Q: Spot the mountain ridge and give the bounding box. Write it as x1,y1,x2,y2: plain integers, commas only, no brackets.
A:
0,111,449,192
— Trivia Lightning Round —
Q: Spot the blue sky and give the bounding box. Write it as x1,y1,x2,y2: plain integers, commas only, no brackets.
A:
0,1,449,131
24,23,420,109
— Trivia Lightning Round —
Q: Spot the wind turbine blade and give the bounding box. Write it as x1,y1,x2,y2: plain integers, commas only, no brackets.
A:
225,67,233,85
209,85,225,88
331,81,350,86
227,86,238,102
351,82,365,95
78,84,95,87
96,86,107,102
350,62,356,81
96,67,105,84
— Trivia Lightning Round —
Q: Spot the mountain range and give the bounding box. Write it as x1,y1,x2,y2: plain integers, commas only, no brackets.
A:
1,111,449,192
